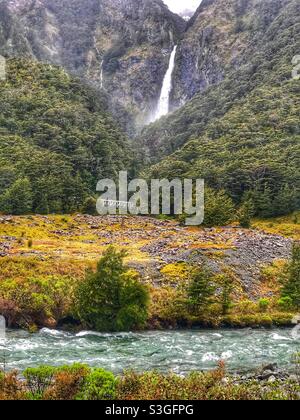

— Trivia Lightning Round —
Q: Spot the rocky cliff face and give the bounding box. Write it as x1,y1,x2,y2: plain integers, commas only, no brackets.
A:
1,0,297,136
170,0,293,109
1,0,185,134
140,0,299,160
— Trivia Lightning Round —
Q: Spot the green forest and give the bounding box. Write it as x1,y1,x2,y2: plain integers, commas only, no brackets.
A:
0,59,131,214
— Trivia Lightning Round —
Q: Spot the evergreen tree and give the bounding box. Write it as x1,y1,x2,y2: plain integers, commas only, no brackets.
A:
252,184,273,218
0,178,33,215
204,188,236,227
75,246,149,331
238,197,255,228
219,274,234,315
82,197,97,215
273,184,297,217
187,266,216,313
35,194,50,215
281,243,300,308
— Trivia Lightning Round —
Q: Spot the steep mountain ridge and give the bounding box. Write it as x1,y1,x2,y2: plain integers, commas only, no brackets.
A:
141,0,300,159
140,0,300,217
1,0,185,133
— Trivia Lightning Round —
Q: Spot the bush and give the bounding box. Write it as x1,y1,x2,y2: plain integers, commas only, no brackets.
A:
238,198,255,228
258,298,270,312
277,296,294,311
77,369,116,400
24,366,57,398
219,274,234,315
45,364,90,400
0,275,76,328
75,246,149,331
82,197,97,215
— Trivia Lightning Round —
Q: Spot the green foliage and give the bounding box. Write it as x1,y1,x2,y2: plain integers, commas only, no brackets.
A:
219,274,234,315
2,363,300,400
77,368,116,400
0,178,33,215
187,267,216,313
24,366,57,398
141,0,300,219
238,197,255,228
281,243,300,308
0,59,131,215
258,298,270,313
204,188,236,227
0,275,76,328
75,246,149,332
82,196,97,215
277,296,294,312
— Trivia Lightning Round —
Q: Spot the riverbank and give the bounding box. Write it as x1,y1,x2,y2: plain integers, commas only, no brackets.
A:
0,214,298,331
1,361,299,400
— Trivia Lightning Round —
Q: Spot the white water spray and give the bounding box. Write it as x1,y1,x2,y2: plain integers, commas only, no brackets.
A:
154,45,177,121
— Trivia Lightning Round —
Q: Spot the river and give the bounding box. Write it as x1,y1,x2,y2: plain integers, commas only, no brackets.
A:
0,328,299,374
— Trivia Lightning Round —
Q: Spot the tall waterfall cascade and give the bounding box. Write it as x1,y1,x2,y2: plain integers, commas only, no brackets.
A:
154,45,177,121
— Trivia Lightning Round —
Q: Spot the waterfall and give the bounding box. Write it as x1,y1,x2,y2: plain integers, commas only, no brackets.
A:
94,36,104,90
154,45,177,121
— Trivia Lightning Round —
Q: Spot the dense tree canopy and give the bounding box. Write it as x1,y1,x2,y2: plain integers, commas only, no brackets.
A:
0,59,131,214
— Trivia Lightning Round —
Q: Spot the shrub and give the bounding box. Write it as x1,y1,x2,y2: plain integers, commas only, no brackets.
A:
258,298,270,312
82,197,97,215
236,300,258,315
277,296,294,311
45,364,90,400
77,369,116,400
75,246,149,331
0,370,25,400
24,366,57,398
0,275,76,328
218,274,234,315
238,198,255,228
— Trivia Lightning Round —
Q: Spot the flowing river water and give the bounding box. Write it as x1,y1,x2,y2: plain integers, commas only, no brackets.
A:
0,328,299,374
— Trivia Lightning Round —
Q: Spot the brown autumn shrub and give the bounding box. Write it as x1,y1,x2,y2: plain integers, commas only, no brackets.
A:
117,363,228,400
44,364,90,400
0,371,26,400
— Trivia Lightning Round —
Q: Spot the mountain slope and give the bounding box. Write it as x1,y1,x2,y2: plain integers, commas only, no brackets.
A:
140,0,300,217
0,58,131,213
170,0,294,108
141,0,300,159
1,0,185,133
